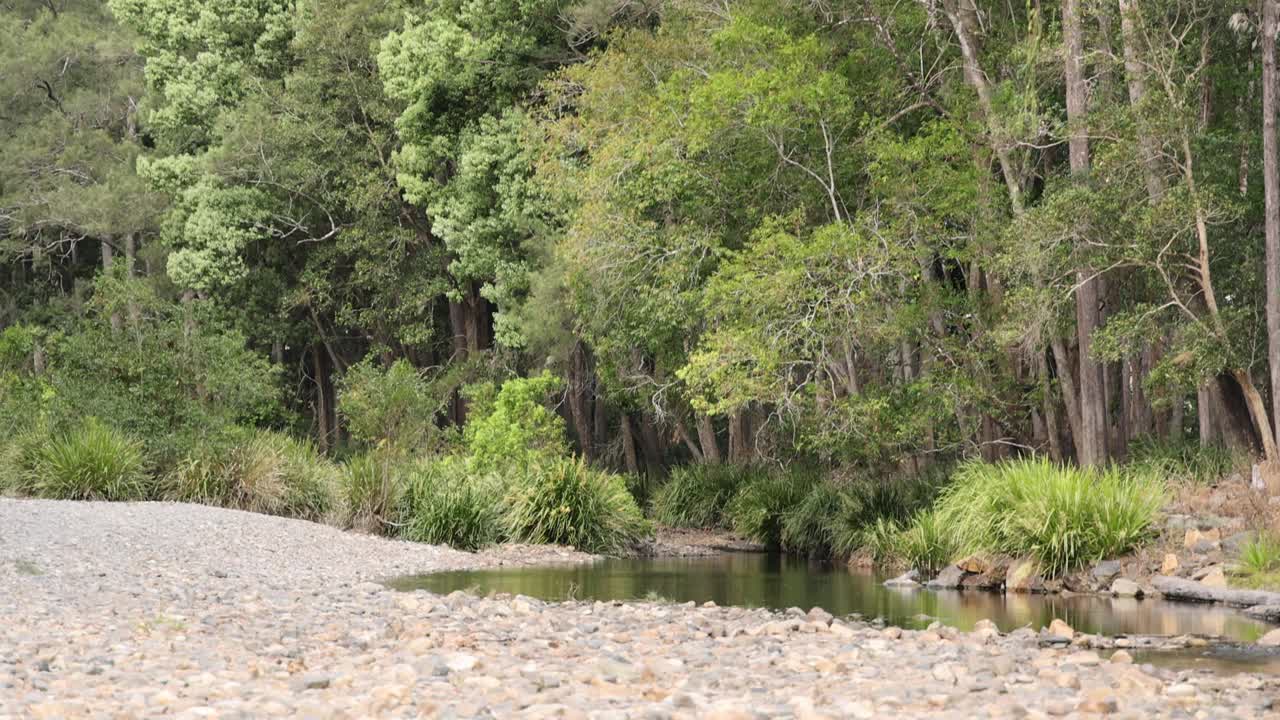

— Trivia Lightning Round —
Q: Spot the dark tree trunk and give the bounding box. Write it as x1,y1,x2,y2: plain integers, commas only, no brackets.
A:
620,414,640,476
696,414,722,464
1264,0,1280,452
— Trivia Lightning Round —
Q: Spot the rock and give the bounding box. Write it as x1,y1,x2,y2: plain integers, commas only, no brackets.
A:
1091,560,1121,582
957,555,989,573
297,672,332,690
1257,629,1280,646
1224,531,1253,554
1199,566,1228,588
1109,650,1133,664
1183,528,1203,549
1077,688,1119,714
1006,558,1044,593
883,570,919,587
930,664,957,684
1165,683,1197,699
926,565,967,589
1152,575,1280,607
1191,539,1220,554
1160,553,1179,575
1063,651,1101,666
805,607,833,626
881,626,902,639
442,654,479,673
1047,618,1075,639
1110,578,1142,598
1243,604,1280,622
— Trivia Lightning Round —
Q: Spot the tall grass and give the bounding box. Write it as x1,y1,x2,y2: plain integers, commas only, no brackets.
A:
896,510,956,575
1240,533,1280,575
650,463,749,529
505,457,649,554
725,468,815,547
398,457,502,551
930,457,1164,576
339,450,407,533
1128,437,1245,485
165,430,339,521
781,481,843,556
25,418,149,500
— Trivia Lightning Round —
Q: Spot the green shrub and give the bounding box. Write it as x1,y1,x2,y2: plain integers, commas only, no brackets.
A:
726,468,814,547
164,429,338,521
340,451,408,533
25,418,149,500
337,359,447,453
0,429,44,496
465,372,568,474
398,457,503,551
897,510,956,575
505,457,649,554
857,517,904,565
650,463,748,528
1128,437,1245,485
824,469,947,559
1241,533,1280,575
933,458,1164,576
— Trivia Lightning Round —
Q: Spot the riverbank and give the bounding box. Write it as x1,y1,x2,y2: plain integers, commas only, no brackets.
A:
2,499,1278,718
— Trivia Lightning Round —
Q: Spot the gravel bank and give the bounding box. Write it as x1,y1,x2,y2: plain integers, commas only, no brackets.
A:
2,499,1278,719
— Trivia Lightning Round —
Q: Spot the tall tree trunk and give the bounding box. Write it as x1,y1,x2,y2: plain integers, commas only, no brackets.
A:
101,237,123,332
1064,0,1108,466
314,347,330,453
696,414,722,464
1198,383,1219,447
566,341,595,459
1264,0,1280,453
637,413,665,475
1118,0,1166,202
620,414,640,476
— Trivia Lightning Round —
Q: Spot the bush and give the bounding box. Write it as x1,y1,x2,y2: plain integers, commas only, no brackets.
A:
337,359,447,453
1128,437,1245,485
933,458,1164,576
164,429,338,521
1241,533,1280,575
398,457,503,551
25,418,149,500
339,451,409,533
725,468,814,547
465,372,569,474
505,457,649,554
650,463,748,529
824,469,947,559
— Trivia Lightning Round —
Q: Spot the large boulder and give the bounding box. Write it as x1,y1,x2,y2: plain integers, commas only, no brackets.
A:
1110,578,1142,598
1091,560,1122,583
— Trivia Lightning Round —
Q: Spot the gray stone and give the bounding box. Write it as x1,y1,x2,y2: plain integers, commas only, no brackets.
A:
1091,560,1122,582
1110,578,1142,598
926,565,967,589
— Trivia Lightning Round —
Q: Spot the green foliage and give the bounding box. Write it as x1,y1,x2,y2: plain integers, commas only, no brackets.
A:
649,463,749,529
1127,437,1245,485
725,468,816,547
338,360,448,453
164,429,338,521
465,372,568,474
780,480,843,556
932,458,1164,576
398,457,503,551
339,451,409,533
896,511,956,576
24,418,149,501
505,457,649,554
1240,534,1280,576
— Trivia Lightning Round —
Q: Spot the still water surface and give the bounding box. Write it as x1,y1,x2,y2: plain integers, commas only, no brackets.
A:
388,553,1273,642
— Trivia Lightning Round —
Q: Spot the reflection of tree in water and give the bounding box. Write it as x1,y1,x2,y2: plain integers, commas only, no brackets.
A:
393,555,1268,642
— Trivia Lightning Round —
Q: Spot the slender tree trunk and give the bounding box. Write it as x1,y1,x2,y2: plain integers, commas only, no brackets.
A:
1264,0,1280,452
101,237,123,332
314,347,330,453
1064,0,1108,466
674,417,705,462
637,414,664,475
1198,383,1218,446
567,342,595,459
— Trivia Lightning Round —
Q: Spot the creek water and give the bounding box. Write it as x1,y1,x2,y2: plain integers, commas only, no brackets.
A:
387,552,1274,644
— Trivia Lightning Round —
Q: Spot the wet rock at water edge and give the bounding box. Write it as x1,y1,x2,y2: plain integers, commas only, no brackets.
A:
1110,578,1142,598
883,570,919,588
1258,629,1280,646
926,565,967,589
1091,560,1122,583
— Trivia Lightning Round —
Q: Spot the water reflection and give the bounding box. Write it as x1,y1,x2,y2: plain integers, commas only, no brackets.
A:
387,553,1272,642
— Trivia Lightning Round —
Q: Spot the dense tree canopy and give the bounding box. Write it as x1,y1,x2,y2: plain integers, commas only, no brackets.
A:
8,0,1280,488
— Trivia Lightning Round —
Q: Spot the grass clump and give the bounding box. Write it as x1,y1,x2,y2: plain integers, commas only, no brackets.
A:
25,418,149,500
725,468,815,547
781,480,843,556
164,429,338,521
506,457,649,553
398,457,502,551
339,450,408,533
1128,437,1245,485
650,463,746,529
896,510,956,575
1240,533,1280,575
932,457,1163,576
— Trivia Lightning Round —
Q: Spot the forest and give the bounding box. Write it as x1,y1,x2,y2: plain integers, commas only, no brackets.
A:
5,0,1280,572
